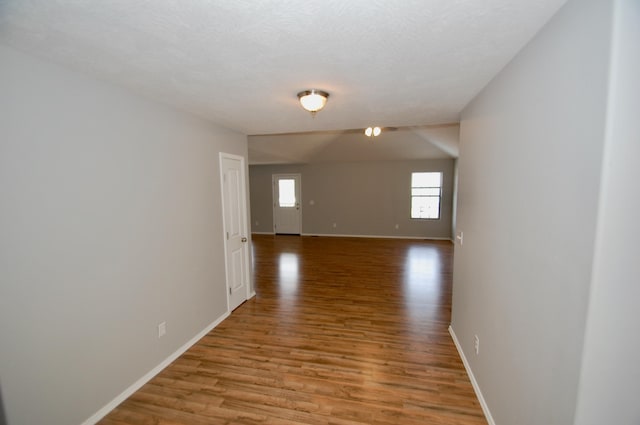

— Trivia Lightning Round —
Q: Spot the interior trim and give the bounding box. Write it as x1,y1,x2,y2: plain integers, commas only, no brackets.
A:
81,312,231,425
449,325,497,425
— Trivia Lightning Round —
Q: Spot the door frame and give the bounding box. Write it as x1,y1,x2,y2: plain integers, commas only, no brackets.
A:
272,173,302,235
219,152,252,312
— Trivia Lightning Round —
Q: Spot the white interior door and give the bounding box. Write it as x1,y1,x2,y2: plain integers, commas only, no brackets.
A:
273,174,301,235
220,153,250,311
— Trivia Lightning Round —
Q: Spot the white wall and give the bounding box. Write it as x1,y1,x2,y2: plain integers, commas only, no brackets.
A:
451,0,613,424
0,45,248,425
574,1,640,424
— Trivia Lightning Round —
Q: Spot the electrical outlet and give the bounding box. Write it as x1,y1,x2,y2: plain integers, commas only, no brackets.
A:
158,321,167,338
333,223,337,228
474,335,479,355
395,224,399,229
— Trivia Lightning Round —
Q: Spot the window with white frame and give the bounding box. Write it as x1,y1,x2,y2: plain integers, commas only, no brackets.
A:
278,179,296,207
411,172,442,219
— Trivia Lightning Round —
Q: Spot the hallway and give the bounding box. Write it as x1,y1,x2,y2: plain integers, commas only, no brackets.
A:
100,235,486,424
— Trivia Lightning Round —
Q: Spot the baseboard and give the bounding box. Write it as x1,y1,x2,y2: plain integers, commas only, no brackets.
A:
81,311,231,425
301,233,452,241
251,231,451,241
448,325,497,425
248,291,257,299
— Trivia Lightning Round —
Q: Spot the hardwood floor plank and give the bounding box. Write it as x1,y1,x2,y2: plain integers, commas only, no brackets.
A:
99,236,486,425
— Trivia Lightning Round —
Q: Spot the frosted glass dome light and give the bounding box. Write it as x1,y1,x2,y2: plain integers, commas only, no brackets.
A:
297,89,329,116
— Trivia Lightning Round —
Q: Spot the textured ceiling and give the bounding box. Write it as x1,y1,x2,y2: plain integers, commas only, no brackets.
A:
0,0,567,139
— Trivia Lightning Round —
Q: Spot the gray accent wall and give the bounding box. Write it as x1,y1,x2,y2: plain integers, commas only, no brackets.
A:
451,0,640,424
249,159,455,239
0,45,249,425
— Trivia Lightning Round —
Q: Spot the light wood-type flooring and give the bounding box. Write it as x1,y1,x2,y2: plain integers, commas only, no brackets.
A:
100,235,487,425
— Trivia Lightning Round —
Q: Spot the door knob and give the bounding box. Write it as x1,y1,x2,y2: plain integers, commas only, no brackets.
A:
241,237,248,242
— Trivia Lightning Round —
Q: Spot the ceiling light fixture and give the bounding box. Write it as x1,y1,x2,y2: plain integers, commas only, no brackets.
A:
297,89,329,116
365,126,382,137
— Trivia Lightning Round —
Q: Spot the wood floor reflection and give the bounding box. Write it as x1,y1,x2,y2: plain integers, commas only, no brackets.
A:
100,235,487,425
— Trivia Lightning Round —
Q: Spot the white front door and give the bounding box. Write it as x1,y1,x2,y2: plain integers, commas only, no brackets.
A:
220,153,250,311
273,174,301,235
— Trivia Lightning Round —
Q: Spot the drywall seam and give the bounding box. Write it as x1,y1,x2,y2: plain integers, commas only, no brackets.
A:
80,311,231,425
449,325,497,425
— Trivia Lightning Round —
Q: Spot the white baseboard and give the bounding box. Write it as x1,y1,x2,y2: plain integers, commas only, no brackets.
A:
81,311,230,425
251,231,452,241
248,291,256,299
301,232,452,241
448,325,497,425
